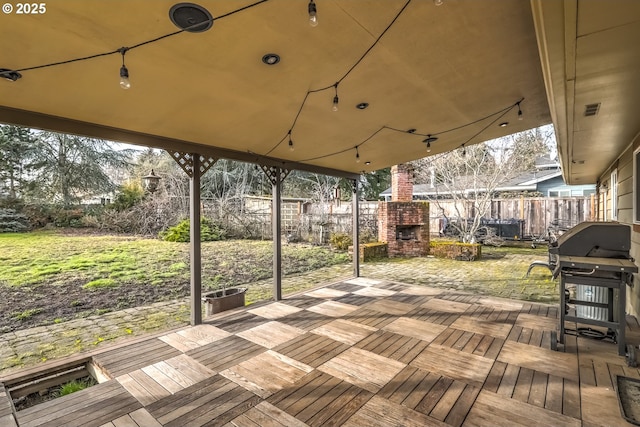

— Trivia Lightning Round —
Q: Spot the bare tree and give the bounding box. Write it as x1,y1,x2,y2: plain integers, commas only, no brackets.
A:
411,128,551,243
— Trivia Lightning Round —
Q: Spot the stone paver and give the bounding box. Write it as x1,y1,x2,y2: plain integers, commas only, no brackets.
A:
0,251,554,375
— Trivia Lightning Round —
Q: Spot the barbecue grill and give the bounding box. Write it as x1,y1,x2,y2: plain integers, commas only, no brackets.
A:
550,222,637,358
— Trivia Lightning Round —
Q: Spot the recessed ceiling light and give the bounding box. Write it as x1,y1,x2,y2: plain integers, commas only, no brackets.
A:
356,102,369,110
365,161,371,165
0,68,21,81
499,122,509,127
262,53,280,65
169,3,214,33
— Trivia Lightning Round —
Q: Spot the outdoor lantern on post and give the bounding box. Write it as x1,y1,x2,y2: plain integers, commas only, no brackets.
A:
143,169,161,193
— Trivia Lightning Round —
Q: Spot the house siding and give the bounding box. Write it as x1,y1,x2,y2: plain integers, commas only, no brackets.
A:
598,134,640,317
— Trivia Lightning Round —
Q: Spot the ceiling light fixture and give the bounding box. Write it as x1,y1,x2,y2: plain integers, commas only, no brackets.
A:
517,101,523,120
262,53,280,65
332,83,339,112
0,68,21,82
434,0,444,5
356,102,369,110
461,144,466,156
169,2,214,32
118,48,130,90
499,122,508,127
355,147,361,163
365,161,371,166
308,0,318,27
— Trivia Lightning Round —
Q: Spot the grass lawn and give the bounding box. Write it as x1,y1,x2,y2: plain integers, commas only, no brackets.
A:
0,230,350,333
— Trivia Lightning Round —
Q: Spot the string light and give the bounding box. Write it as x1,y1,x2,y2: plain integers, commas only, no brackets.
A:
332,83,339,112
517,101,523,120
355,146,361,163
288,130,294,151
118,48,131,90
423,135,437,153
308,0,318,27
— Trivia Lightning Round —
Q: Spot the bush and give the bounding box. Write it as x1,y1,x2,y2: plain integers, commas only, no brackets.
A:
160,217,226,242
111,182,145,212
0,208,31,232
329,232,352,251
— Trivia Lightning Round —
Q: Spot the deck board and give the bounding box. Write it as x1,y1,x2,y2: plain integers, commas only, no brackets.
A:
411,344,494,388
93,338,182,378
10,277,638,427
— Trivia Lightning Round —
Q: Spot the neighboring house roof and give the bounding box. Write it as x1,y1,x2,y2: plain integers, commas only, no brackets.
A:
380,168,563,198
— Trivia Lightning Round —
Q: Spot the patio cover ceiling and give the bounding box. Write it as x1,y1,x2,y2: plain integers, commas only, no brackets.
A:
533,0,640,184
0,0,551,178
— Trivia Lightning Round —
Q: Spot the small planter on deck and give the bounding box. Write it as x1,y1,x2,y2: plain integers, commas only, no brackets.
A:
203,287,247,316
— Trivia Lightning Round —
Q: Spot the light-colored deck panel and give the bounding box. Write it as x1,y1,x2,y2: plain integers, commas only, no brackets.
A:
343,395,450,427
311,319,377,345
318,347,405,393
423,298,472,314
382,317,447,342
306,300,359,317
164,354,215,383
305,288,348,299
158,332,199,352
463,390,581,427
515,313,557,331
411,344,494,388
177,324,231,346
352,287,396,297
401,286,443,296
498,340,579,382
237,321,306,349
366,299,415,316
450,316,512,339
249,302,303,319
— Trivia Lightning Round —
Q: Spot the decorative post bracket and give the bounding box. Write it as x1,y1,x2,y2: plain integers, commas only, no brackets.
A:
167,151,218,178
259,165,291,185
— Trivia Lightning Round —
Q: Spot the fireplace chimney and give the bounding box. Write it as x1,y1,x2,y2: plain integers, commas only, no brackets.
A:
391,164,413,202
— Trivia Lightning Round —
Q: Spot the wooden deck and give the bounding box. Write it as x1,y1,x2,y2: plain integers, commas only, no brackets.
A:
7,277,640,426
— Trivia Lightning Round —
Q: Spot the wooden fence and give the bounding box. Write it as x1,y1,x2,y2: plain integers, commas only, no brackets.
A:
204,197,594,243
430,196,595,239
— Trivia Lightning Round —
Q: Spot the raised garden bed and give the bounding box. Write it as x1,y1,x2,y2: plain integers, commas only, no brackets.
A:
430,241,482,261
349,242,389,262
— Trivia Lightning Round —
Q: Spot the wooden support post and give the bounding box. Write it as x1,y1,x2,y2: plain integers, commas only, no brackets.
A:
272,167,282,300
190,154,202,325
352,179,360,278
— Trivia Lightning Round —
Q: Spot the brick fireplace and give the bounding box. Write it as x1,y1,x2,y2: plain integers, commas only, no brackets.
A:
378,164,429,257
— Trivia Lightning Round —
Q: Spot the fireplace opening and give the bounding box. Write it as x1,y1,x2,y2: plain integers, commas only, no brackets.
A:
396,225,421,241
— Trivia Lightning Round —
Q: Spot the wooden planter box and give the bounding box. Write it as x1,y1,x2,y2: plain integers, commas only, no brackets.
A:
203,287,247,315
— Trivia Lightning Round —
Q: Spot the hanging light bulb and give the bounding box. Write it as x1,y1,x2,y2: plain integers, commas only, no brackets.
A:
423,135,437,153
332,83,339,112
461,144,466,156
288,131,294,151
517,102,523,120
355,147,361,163
118,48,130,90
308,0,318,27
